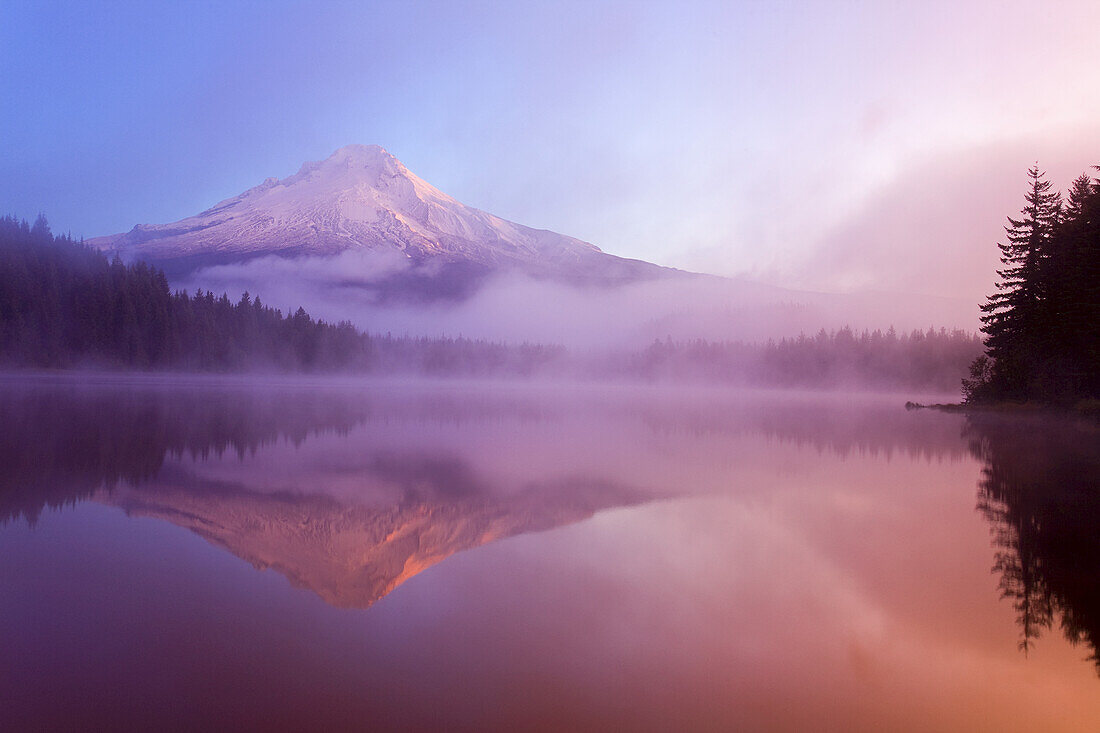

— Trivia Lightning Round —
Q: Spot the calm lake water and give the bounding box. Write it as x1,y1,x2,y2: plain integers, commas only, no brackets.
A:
1,374,1098,731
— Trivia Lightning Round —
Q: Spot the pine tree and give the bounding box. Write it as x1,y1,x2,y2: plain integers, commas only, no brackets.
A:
1052,168,1100,396
977,165,1062,399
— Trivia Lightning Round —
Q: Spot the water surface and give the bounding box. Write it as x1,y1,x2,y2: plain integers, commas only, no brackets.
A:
1,375,1097,731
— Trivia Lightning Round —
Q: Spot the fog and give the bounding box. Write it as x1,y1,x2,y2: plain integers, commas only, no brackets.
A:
5,375,1099,731
0,219,978,392
786,134,1100,302
178,251,977,349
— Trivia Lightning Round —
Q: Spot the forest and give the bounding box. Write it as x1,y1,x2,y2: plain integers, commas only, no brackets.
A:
0,215,561,375
965,164,1100,404
1,213,981,389
621,328,981,392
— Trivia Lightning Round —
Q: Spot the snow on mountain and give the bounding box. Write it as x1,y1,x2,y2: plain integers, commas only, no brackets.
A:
85,144,978,335
88,144,670,286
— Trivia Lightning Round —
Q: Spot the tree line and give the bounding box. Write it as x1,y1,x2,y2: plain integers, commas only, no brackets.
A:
622,327,982,392
965,164,1100,403
0,215,562,375
2,213,984,388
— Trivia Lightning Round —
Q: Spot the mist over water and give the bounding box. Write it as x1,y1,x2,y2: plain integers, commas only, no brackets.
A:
2,374,1097,731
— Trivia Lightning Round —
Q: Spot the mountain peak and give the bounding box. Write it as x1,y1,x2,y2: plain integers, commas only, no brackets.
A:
88,146,669,289
324,143,400,171
291,143,404,182
329,143,390,160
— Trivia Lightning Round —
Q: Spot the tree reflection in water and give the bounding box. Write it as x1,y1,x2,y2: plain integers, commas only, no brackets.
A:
0,382,370,524
967,414,1100,672
0,379,649,607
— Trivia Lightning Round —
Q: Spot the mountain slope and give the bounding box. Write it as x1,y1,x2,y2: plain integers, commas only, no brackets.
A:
88,144,671,288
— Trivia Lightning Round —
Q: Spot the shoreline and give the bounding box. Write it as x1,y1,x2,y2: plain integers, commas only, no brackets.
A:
906,399,1100,420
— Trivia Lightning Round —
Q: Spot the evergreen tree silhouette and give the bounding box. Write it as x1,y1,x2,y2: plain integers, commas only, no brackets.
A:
978,165,1061,399
967,162,1099,403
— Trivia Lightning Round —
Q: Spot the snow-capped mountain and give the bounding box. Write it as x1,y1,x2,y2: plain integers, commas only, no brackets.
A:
85,144,978,332
88,144,670,287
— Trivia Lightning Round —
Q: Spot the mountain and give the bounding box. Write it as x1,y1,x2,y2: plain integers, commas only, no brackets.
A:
84,144,978,333
88,144,673,295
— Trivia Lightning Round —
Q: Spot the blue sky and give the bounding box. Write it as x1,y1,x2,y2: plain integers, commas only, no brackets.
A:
2,0,1098,298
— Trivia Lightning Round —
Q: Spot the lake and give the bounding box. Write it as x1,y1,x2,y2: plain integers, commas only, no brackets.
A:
1,374,1097,731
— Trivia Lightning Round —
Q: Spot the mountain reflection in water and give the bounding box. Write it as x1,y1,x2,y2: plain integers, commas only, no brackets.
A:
103,474,645,608
1,378,968,609
3,379,1098,644
3,376,1100,731
0,379,649,607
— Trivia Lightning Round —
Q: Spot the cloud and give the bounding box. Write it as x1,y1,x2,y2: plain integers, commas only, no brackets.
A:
177,252,979,350
785,131,1100,302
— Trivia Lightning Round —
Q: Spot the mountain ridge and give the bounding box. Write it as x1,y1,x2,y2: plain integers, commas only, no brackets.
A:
88,144,676,289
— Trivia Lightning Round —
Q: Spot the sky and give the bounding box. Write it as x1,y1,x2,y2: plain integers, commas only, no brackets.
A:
2,0,1099,303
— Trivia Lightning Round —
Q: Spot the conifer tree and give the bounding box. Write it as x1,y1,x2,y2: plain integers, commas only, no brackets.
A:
967,162,1100,403
1051,168,1100,396
977,165,1061,399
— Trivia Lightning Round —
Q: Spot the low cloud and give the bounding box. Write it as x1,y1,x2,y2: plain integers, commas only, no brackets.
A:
178,251,978,349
